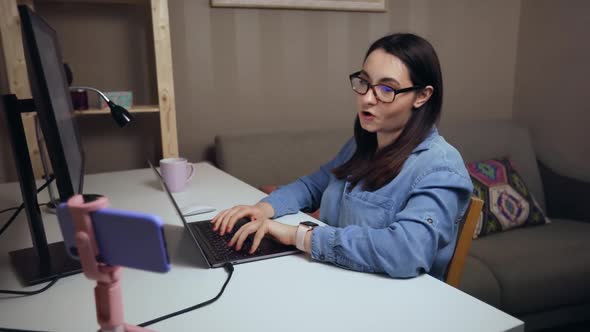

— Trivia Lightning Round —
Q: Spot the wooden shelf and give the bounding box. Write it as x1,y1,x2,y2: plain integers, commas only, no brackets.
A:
74,105,160,115
1,0,179,178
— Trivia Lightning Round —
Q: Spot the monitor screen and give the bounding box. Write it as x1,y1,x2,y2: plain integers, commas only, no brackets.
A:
19,5,84,200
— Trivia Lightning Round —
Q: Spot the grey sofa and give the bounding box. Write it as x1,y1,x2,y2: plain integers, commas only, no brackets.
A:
215,120,590,331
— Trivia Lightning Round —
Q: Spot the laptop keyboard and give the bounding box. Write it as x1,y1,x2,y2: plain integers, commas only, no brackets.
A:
192,220,264,261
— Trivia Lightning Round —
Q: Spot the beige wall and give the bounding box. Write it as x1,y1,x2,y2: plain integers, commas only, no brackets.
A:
513,0,590,182
1,0,521,182
172,0,521,162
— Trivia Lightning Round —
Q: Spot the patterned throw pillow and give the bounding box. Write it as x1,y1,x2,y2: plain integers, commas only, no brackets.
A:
467,158,550,238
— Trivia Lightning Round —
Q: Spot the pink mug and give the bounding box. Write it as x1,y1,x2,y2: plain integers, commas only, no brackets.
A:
159,158,195,193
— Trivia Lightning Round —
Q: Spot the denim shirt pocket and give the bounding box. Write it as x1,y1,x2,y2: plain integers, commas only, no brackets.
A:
340,187,396,228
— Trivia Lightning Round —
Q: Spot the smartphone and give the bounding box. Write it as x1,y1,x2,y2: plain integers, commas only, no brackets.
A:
57,203,170,273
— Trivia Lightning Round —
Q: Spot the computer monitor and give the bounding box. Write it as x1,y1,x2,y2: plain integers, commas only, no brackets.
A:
0,5,85,285
19,5,84,200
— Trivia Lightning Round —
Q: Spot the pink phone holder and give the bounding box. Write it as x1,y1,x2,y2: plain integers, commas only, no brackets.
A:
66,194,155,332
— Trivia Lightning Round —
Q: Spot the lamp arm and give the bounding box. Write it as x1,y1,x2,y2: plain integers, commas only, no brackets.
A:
70,86,111,103
69,86,134,127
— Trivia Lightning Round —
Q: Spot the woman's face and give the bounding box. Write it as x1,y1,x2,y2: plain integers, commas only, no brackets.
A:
355,48,429,148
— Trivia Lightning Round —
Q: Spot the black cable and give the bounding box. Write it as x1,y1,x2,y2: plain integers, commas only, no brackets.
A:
0,203,48,215
0,277,59,296
0,176,60,298
0,204,24,237
0,206,20,214
138,263,235,328
0,203,48,238
0,176,54,238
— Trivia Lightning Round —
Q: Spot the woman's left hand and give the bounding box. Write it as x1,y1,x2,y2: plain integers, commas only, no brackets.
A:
228,219,297,254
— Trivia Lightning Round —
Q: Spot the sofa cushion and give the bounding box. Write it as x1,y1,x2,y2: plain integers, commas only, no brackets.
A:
215,128,351,188
467,158,550,238
458,255,502,309
467,219,590,315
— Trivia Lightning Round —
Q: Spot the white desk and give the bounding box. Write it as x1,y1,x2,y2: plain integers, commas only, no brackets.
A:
0,163,524,332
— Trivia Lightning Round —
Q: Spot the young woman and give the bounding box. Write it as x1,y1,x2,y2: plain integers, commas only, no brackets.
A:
211,33,473,279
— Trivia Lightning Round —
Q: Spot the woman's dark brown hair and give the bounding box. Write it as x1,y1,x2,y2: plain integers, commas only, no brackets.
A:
333,33,443,192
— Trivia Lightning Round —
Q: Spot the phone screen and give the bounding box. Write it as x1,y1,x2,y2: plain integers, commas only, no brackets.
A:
57,204,170,273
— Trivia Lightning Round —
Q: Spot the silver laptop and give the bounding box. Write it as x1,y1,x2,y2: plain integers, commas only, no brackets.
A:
148,161,299,268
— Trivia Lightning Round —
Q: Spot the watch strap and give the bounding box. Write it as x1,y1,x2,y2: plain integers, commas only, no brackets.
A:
296,224,312,251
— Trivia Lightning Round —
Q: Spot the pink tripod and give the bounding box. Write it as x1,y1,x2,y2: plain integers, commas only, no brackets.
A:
66,194,154,332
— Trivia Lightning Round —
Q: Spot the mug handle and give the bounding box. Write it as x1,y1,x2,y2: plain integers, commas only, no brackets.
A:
186,163,195,182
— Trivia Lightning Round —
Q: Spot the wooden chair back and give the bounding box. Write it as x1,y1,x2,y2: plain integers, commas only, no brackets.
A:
445,197,484,288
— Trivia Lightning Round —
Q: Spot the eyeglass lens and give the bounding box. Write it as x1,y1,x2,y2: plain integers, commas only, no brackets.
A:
350,77,395,102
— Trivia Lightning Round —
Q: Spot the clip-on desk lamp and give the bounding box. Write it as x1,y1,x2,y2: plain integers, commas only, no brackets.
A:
63,63,134,128
70,86,135,127
65,194,154,332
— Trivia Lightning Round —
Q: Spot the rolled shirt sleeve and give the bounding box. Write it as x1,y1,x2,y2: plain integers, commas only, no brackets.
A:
310,169,473,278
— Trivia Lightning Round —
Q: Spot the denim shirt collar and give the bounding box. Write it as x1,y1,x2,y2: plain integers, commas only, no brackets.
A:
411,126,439,154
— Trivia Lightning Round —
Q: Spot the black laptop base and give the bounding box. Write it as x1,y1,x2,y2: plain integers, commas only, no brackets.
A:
190,219,299,267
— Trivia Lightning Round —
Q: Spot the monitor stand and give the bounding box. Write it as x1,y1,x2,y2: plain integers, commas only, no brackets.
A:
9,242,81,285
2,94,81,286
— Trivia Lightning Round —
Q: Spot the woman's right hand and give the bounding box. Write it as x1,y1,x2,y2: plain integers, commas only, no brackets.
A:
210,202,275,236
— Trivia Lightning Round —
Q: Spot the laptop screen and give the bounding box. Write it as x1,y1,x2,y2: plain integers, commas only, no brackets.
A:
147,161,210,265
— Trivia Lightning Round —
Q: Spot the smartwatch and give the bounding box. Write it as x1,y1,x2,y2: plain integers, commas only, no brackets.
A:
296,221,318,251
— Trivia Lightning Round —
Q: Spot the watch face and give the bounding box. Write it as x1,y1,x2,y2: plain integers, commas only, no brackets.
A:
301,221,318,227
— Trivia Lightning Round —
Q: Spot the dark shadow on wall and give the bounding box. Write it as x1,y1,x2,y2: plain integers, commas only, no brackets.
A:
538,160,590,222
205,144,217,168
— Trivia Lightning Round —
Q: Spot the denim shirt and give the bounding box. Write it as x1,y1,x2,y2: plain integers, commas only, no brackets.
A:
261,127,473,279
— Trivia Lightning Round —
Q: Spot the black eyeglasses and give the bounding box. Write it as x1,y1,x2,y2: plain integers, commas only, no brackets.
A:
349,71,424,103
